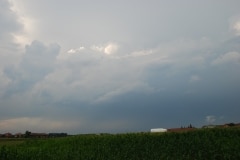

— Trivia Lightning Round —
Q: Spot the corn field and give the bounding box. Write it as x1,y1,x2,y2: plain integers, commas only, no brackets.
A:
0,128,240,160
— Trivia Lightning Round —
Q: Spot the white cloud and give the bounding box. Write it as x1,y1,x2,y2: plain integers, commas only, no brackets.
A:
212,51,240,65
205,115,216,124
67,49,76,54
233,21,240,35
91,43,119,55
91,45,105,52
104,43,118,55
116,49,155,59
229,15,240,36
67,46,85,54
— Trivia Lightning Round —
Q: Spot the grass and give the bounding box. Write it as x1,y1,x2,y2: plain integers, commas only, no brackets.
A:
0,128,240,159
0,138,25,147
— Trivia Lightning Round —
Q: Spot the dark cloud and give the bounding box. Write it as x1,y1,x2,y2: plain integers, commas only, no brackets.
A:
4,40,60,96
1,1,240,134
22,41,60,73
2,36,240,133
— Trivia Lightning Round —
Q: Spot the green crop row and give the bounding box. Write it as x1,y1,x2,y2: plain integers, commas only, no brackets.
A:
0,128,240,160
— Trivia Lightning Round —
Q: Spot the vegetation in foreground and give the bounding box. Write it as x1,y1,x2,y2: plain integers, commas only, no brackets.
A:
0,128,240,160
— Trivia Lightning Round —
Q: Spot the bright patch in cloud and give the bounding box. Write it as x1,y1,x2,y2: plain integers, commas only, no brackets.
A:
205,115,216,124
233,21,240,35
229,16,240,36
9,0,35,47
104,43,118,55
91,45,104,52
67,46,85,54
91,43,119,55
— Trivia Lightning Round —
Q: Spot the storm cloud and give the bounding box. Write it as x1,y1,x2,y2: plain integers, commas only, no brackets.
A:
0,0,240,134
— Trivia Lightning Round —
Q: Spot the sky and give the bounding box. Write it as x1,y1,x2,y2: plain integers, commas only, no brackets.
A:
0,0,240,134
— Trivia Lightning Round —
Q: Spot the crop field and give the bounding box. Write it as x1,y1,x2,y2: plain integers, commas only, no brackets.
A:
0,139,25,147
0,128,240,160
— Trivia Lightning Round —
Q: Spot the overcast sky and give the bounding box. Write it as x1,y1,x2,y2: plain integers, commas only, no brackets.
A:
0,0,240,134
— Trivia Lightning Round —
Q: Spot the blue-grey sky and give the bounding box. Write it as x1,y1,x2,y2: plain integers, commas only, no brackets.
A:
1,0,240,134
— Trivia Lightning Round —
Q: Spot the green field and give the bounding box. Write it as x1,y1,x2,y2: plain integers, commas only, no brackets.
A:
0,128,240,160
0,139,25,147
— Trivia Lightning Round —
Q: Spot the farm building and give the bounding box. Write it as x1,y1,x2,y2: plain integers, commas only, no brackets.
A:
4,133,13,138
202,125,217,128
14,133,23,138
150,128,167,133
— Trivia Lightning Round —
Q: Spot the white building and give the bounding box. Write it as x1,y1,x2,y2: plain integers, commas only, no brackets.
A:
150,128,167,133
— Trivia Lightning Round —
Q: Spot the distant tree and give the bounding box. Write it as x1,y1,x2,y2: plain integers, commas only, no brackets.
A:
25,131,31,138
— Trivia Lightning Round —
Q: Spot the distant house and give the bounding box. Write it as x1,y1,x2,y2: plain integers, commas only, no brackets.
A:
222,122,240,128
202,123,240,129
15,133,23,138
235,123,240,127
4,133,13,138
150,128,167,133
202,125,217,129
223,123,240,127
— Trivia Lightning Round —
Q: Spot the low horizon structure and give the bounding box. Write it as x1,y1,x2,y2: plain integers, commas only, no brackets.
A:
150,128,167,133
